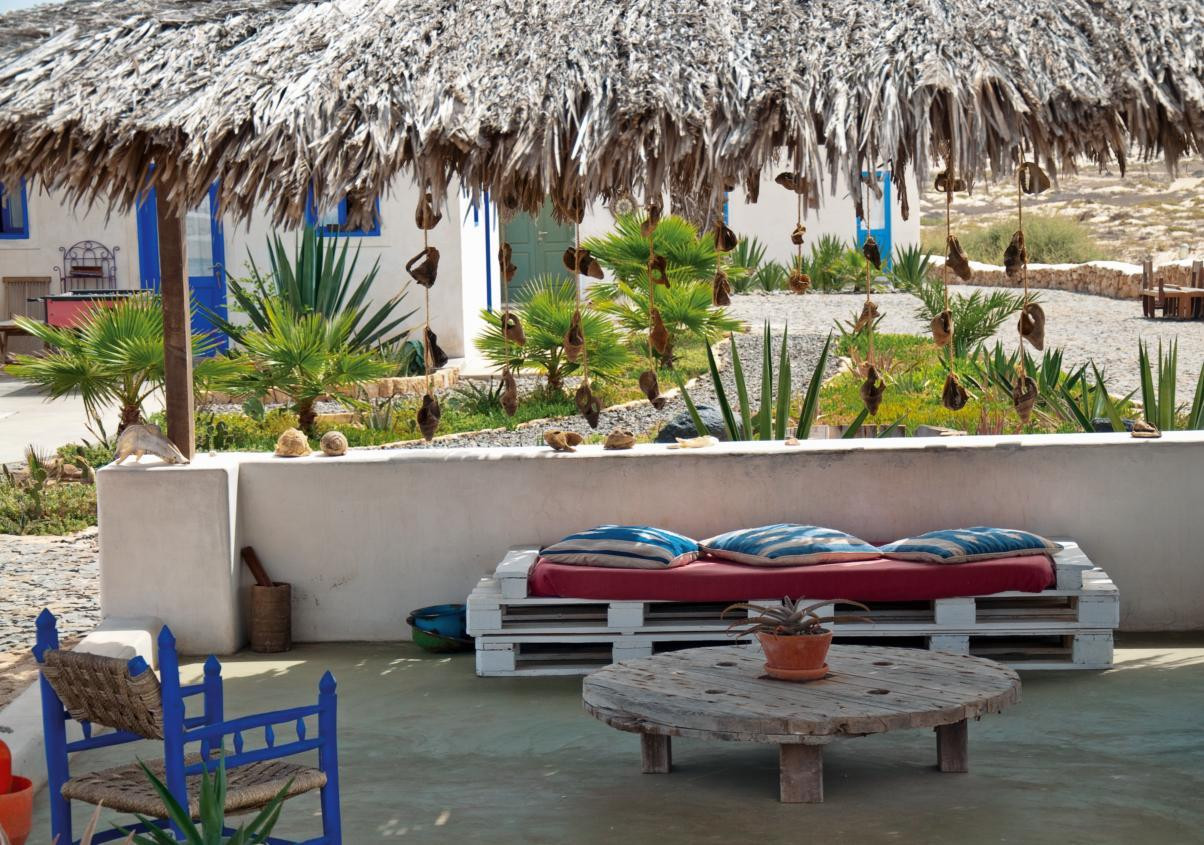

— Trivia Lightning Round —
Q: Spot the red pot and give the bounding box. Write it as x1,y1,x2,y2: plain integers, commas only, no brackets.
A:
757,630,833,671
0,775,33,845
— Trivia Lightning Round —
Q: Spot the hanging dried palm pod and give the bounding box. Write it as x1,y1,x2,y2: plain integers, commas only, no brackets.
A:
575,381,601,429
775,172,804,193
604,428,636,450
1019,162,1051,195
712,268,731,306
788,269,810,294
854,299,879,333
424,327,448,369
1003,230,1027,280
562,247,603,279
931,309,953,347
933,172,967,193
714,220,738,252
790,223,806,246
638,369,666,409
861,235,882,270
563,309,585,362
860,365,885,416
1012,374,1037,425
544,429,584,452
647,253,670,287
500,366,518,417
405,246,440,288
941,372,968,411
744,171,761,203
641,201,662,238
946,235,973,281
501,311,525,346
417,393,441,441
649,307,672,358
1018,302,1045,350
415,193,442,230
498,242,517,282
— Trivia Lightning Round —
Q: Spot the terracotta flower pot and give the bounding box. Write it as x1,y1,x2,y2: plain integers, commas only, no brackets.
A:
0,775,34,845
757,630,833,681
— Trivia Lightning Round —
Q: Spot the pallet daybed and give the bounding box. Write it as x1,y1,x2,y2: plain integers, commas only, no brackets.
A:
466,540,1119,676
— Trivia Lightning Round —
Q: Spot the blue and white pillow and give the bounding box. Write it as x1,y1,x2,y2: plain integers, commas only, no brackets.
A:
880,527,1062,564
700,524,880,567
540,525,700,569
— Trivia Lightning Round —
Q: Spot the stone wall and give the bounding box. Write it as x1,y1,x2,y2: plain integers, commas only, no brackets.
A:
946,260,1201,300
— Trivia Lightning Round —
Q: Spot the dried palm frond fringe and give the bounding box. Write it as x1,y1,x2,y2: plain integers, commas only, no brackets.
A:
0,1,1197,227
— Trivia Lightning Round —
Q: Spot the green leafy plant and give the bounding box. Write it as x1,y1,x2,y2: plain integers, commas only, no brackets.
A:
722,597,872,637
924,215,1103,265
799,235,850,293
209,225,415,350
0,445,97,535
676,324,837,441
9,295,229,432
898,274,1027,359
227,298,393,433
594,277,744,353
449,378,505,415
727,237,784,293
376,338,425,377
119,760,288,844
475,276,629,391
1138,339,1204,431
889,244,935,289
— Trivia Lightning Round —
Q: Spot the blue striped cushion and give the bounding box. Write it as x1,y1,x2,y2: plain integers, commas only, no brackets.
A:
880,527,1062,564
700,524,880,567
540,525,700,569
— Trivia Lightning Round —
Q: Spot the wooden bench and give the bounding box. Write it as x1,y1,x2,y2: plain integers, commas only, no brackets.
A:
466,540,1119,676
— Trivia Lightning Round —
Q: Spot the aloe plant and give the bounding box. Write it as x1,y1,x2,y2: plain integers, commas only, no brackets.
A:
675,324,847,441
722,597,872,637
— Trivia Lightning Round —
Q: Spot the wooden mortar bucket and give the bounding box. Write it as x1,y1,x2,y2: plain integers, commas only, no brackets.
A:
250,582,292,653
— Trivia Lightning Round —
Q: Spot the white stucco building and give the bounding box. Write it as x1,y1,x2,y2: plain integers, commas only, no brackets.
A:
0,167,918,362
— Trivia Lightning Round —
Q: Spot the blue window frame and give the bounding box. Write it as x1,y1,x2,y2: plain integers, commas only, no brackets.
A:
305,192,381,237
0,179,29,239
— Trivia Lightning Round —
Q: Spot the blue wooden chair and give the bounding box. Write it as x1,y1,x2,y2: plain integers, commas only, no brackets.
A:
33,610,342,844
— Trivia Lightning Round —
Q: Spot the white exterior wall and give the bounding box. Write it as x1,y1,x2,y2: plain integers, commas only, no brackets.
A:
98,433,1204,654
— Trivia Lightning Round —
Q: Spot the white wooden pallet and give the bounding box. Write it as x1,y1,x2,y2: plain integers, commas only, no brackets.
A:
468,540,1118,675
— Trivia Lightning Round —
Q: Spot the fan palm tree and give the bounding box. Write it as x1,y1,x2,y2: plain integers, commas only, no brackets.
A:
476,276,628,391
8,294,240,432
229,297,393,433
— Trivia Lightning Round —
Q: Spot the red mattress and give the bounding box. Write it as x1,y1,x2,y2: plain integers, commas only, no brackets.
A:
528,554,1055,602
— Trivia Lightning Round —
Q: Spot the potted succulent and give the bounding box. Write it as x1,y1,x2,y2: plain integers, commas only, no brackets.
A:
723,597,871,681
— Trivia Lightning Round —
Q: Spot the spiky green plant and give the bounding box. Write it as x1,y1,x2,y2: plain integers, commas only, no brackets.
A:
475,276,629,391
889,244,936,289
9,294,232,432
722,597,872,637
899,275,1027,359
1136,339,1204,431
208,225,415,350
675,324,838,441
800,234,850,293
727,237,784,293
119,760,288,844
229,298,393,433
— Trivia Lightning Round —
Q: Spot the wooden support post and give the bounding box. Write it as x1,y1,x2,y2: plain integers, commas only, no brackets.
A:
640,734,671,773
779,744,823,803
936,719,969,773
157,197,195,459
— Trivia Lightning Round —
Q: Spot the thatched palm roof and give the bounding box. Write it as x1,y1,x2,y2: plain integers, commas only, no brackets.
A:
0,0,1200,224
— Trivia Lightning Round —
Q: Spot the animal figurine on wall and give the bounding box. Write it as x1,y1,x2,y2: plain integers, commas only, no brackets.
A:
111,424,189,465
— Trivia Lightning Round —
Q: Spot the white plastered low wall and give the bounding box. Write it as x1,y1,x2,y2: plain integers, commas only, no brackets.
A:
97,433,1204,654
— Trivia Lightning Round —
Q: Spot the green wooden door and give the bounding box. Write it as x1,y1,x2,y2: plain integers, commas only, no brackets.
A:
503,201,575,301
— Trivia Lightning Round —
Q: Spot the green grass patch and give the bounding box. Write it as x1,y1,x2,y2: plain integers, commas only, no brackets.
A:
921,214,1104,264
0,482,96,535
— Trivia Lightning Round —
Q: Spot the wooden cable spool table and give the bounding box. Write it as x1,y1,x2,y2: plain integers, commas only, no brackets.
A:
582,644,1020,803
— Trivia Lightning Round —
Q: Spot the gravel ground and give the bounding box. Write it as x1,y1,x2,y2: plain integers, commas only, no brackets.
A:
729,288,1204,398
0,529,98,706
397,330,841,448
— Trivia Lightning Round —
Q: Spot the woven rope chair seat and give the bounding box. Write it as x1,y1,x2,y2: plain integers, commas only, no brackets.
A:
62,754,326,818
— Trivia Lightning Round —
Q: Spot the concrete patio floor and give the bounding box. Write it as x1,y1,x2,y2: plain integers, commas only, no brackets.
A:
26,634,1204,844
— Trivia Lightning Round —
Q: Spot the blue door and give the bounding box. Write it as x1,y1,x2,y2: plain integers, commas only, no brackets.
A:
136,184,228,352
855,170,892,269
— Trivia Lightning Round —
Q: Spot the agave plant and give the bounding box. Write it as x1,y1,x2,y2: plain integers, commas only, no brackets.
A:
208,225,415,351
723,596,872,637
727,237,784,293
888,244,936,289
1138,339,1204,431
9,294,237,432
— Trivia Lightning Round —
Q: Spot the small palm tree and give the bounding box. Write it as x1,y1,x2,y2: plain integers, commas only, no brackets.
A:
231,298,393,433
476,276,628,391
8,294,233,432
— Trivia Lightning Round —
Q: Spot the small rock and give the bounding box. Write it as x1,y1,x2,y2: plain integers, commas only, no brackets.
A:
655,405,732,443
